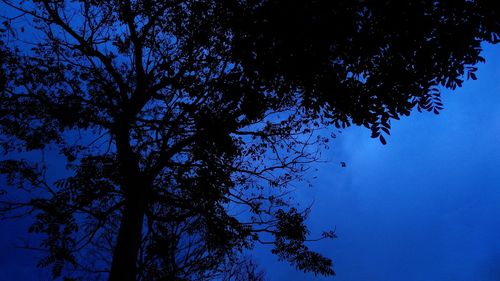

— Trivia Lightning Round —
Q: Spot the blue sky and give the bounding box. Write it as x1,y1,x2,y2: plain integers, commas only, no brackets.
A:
254,43,500,281
2,45,500,280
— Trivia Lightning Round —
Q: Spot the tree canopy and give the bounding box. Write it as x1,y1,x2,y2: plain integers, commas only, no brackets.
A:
0,0,499,280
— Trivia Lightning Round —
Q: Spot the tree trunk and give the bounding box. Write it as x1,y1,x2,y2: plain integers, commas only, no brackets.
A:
108,185,146,281
108,115,149,281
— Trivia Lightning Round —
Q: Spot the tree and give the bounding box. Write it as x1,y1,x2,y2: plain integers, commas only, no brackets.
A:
0,0,499,280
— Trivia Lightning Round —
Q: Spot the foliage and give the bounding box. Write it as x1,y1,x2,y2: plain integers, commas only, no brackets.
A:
0,0,499,280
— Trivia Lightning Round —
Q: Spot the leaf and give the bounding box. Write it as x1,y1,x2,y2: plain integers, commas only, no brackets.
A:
379,135,387,145
381,127,390,135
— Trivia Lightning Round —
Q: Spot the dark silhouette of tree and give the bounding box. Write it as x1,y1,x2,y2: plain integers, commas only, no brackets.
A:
220,255,265,281
0,0,499,280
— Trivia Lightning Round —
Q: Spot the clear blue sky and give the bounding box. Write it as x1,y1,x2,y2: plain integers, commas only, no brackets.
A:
2,46,500,280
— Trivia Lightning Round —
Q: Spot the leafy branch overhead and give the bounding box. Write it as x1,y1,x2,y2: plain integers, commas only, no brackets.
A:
0,1,499,280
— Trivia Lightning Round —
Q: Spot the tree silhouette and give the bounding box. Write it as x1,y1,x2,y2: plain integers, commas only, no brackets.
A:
0,0,499,280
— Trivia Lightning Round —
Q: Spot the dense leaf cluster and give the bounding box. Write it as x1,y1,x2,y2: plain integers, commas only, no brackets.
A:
229,0,500,142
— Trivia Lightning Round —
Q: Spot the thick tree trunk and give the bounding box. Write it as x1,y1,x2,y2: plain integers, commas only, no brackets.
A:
108,113,149,281
108,186,146,281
